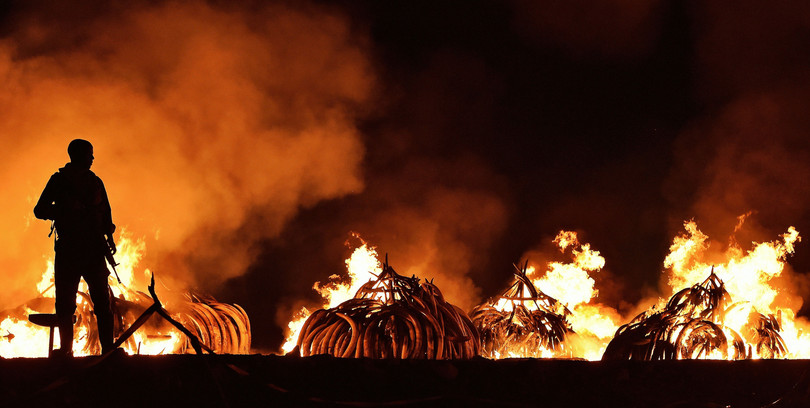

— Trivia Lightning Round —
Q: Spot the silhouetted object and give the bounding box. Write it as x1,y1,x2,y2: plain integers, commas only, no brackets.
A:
113,272,212,355
34,139,118,356
27,313,77,357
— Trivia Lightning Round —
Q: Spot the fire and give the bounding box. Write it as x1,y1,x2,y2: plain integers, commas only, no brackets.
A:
281,233,381,353
284,222,809,361
605,219,810,360
0,231,159,358
296,261,480,359
525,231,621,360
284,233,480,358
472,262,574,359
0,229,251,357
471,231,619,360
316,239,383,308
666,220,807,358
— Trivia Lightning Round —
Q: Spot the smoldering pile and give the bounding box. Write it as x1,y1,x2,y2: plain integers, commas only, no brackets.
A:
294,260,480,359
471,262,574,358
603,269,786,360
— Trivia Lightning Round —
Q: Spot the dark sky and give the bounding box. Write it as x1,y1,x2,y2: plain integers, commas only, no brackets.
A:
4,0,810,353
219,0,810,351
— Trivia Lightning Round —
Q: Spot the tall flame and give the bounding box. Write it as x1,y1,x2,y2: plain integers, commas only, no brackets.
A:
660,220,809,359
525,231,621,360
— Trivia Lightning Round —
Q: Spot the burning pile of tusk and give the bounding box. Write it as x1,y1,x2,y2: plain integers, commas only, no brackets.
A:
603,269,786,360
295,260,480,359
471,261,574,358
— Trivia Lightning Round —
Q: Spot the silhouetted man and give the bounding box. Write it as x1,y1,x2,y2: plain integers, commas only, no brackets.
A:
34,139,117,356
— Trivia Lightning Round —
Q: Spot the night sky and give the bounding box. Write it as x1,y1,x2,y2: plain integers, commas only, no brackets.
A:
3,1,810,353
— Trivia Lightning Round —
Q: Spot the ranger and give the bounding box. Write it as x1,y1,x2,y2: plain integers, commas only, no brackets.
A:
34,139,117,356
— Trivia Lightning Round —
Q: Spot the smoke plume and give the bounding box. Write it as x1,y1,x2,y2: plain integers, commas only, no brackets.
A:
667,1,810,245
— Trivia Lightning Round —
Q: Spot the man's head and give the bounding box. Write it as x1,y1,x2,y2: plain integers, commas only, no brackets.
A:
67,139,94,170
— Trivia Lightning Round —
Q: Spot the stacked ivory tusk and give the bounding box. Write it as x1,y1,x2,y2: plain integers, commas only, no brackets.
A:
296,263,480,359
471,261,574,358
603,270,786,360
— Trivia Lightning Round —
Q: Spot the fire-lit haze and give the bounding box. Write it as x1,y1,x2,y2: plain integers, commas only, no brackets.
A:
0,1,374,313
3,1,810,354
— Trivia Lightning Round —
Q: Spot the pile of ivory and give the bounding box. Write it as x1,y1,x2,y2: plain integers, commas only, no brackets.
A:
102,289,252,355
603,269,786,360
296,262,480,359
471,262,573,358
2,282,251,356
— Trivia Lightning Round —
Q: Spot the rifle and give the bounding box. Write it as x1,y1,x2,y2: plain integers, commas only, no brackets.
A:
103,235,122,285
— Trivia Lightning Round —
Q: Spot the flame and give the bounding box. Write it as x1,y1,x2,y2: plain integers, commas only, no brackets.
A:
525,231,620,360
316,238,383,308
1,229,250,357
281,233,382,353
0,308,50,358
479,231,619,360
658,220,808,359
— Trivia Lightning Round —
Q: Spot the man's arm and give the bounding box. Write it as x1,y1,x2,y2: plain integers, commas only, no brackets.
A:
33,174,59,220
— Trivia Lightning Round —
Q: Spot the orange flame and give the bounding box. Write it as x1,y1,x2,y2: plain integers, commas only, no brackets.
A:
524,231,620,360
1,231,185,357
661,220,808,359
281,233,381,354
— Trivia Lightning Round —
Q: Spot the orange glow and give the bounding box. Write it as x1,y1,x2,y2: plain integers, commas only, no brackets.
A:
0,0,375,320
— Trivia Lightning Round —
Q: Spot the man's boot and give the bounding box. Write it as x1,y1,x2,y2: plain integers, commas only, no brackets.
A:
54,315,74,358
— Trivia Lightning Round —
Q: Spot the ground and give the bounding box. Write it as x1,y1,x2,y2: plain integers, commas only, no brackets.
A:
1,354,809,407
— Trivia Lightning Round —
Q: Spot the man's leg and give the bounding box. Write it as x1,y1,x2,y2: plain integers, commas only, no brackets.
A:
86,267,114,353
54,252,82,354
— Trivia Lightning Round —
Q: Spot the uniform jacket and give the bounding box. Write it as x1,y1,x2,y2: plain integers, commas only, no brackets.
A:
34,162,115,247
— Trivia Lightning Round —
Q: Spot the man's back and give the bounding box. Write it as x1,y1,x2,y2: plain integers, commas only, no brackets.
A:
34,163,114,249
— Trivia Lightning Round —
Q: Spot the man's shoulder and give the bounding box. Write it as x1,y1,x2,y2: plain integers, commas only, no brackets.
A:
48,171,63,183
88,170,105,185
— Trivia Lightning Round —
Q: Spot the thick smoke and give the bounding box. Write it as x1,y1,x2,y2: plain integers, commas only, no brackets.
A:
660,2,810,313
0,1,374,309
667,1,810,247
346,156,510,312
